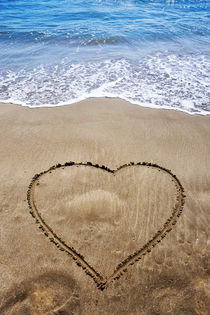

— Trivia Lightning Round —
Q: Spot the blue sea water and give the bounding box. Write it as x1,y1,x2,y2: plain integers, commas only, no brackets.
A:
0,0,209,114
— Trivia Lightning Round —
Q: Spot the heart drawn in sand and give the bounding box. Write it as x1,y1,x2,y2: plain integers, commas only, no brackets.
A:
27,162,185,290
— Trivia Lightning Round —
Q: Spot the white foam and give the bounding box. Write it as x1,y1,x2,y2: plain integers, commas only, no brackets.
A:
0,52,209,115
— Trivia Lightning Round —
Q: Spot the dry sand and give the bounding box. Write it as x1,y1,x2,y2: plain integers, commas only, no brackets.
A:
0,98,209,314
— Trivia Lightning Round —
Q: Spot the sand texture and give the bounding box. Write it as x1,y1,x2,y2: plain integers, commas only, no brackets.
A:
0,98,209,314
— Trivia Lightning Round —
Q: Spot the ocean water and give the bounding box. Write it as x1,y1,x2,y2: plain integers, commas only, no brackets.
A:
0,0,209,114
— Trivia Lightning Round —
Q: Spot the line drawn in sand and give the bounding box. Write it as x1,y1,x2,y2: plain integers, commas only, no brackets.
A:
27,162,185,290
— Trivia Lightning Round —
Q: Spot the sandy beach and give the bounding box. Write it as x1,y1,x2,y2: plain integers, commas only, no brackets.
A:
0,98,209,314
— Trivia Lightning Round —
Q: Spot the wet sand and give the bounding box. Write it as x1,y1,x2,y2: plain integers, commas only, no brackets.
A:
0,98,209,314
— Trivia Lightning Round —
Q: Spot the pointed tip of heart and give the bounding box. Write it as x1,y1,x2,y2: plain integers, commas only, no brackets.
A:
97,282,107,291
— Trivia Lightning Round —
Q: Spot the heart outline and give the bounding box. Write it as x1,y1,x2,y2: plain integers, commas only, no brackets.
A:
27,162,185,290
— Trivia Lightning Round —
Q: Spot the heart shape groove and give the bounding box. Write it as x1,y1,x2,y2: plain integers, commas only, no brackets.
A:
27,162,185,290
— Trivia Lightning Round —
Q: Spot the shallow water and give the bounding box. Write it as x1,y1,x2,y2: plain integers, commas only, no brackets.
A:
0,0,209,114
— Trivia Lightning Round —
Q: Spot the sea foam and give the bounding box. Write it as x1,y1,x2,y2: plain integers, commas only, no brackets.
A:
0,53,209,115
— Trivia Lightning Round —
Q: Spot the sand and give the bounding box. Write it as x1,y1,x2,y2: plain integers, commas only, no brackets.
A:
0,98,209,314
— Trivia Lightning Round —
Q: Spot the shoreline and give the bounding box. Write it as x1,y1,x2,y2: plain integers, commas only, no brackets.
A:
0,97,209,314
0,96,209,116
